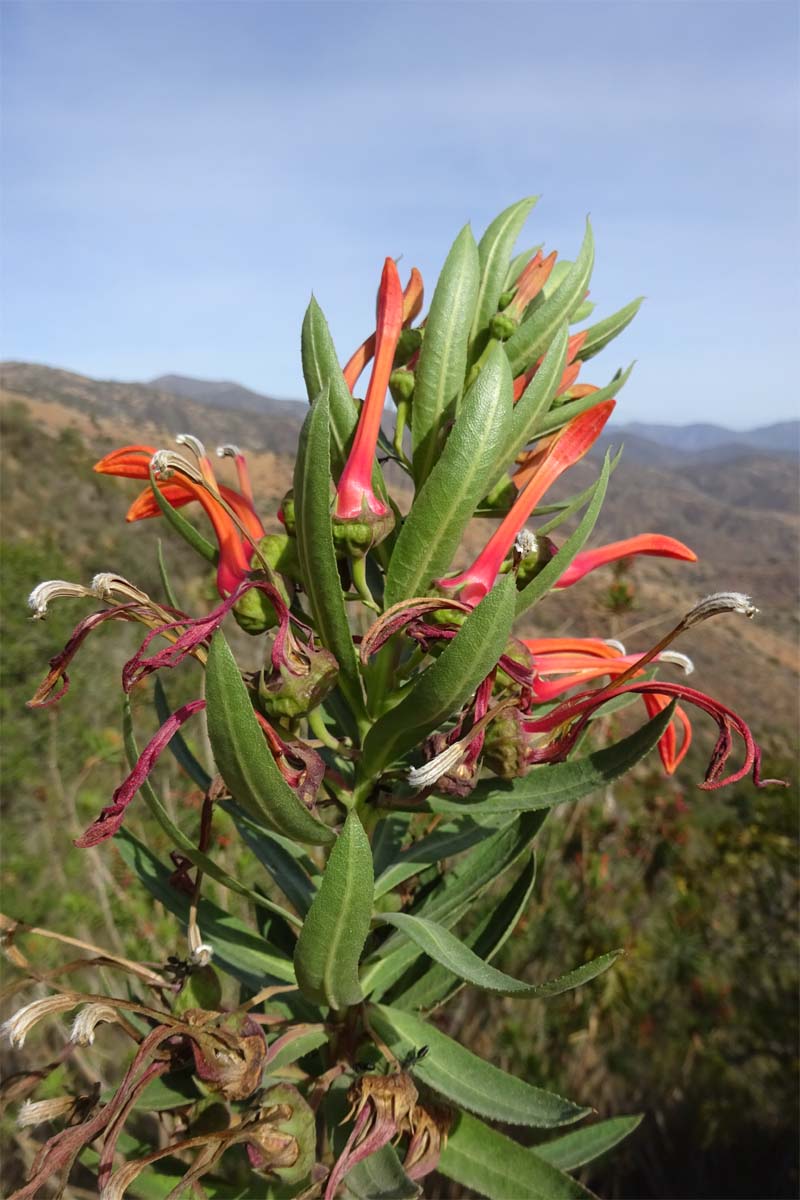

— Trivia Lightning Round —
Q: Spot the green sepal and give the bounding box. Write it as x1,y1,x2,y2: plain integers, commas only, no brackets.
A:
294,812,374,1009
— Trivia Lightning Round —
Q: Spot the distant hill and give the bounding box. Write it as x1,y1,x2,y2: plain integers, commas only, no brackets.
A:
148,373,303,423
600,420,800,465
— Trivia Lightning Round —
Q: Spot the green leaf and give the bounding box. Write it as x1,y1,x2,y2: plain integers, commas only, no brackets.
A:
153,677,212,791
266,1023,328,1071
156,538,180,608
440,1111,594,1199
370,1005,589,1127
386,342,513,605
115,830,296,988
532,363,634,440
536,447,622,537
293,385,366,719
391,855,536,1010
226,803,317,916
505,220,595,378
205,631,333,846
515,452,611,618
123,697,300,925
412,224,480,486
342,1145,421,1200
373,817,503,900
360,575,516,781
294,812,374,1008
363,812,547,999
535,1114,643,1170
148,463,218,564
375,912,621,998
430,704,675,815
135,1071,200,1112
470,197,539,359
502,322,568,471
578,297,643,363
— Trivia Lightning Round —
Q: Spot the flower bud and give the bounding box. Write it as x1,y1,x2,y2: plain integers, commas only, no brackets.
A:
389,368,415,406
246,1083,316,1185
394,325,423,366
257,532,303,582
232,576,288,635
258,644,339,719
174,965,223,1015
515,535,557,588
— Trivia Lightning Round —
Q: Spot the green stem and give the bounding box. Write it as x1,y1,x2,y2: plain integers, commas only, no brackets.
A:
307,706,350,755
350,556,380,613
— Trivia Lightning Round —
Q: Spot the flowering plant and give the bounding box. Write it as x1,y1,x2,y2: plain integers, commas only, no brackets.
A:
5,199,781,1199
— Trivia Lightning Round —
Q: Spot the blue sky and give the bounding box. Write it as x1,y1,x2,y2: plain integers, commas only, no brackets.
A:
2,0,797,427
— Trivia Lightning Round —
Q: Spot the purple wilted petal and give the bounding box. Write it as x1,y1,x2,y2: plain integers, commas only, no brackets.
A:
122,579,288,692
74,700,206,847
324,1106,387,1200
359,598,469,662
28,605,145,708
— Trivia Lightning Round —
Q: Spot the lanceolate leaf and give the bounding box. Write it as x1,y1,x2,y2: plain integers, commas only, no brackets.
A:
226,803,317,916
386,343,513,605
470,197,539,360
370,1005,589,1128
363,812,547,999
375,912,621,998
205,632,333,846
515,451,611,618
391,855,536,1010
505,322,568,466
412,224,480,487
577,297,643,363
533,362,635,440
505,220,595,377
342,1145,421,1200
440,1111,594,1200
294,812,374,1009
123,698,301,926
115,830,297,988
293,386,366,718
373,817,503,900
429,705,675,816
266,1024,329,1072
534,1114,644,1170
360,576,516,781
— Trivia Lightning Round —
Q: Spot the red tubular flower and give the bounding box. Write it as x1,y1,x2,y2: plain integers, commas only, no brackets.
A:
505,248,557,320
642,692,693,774
343,266,424,392
94,443,265,596
555,533,697,588
335,257,405,520
437,400,615,604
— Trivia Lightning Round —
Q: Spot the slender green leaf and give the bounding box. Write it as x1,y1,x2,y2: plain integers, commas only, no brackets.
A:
535,1114,643,1170
515,452,611,618
115,830,297,987
578,297,643,362
470,197,539,359
376,912,621,998
440,1111,594,1200
363,812,546,999
505,221,595,377
148,464,217,564
266,1023,328,1071
293,386,366,718
386,342,513,605
502,322,568,473
155,538,180,609
412,224,480,486
360,575,516,780
205,631,333,846
302,295,372,478
430,705,675,815
226,803,317,916
536,446,622,537
532,363,634,440
136,1071,200,1112
153,677,212,791
373,817,503,900
391,855,536,1010
342,1145,421,1200
123,697,299,924
370,1005,589,1127
294,812,373,1008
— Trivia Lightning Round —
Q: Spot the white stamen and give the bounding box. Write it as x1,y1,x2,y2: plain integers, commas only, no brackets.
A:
70,1003,118,1046
90,573,151,607
659,650,694,675
150,449,204,484
150,449,174,478
604,639,627,655
684,592,757,628
216,444,242,458
1,994,80,1048
27,580,93,619
514,530,538,558
18,1096,76,1128
407,743,467,790
189,943,214,968
175,433,207,460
